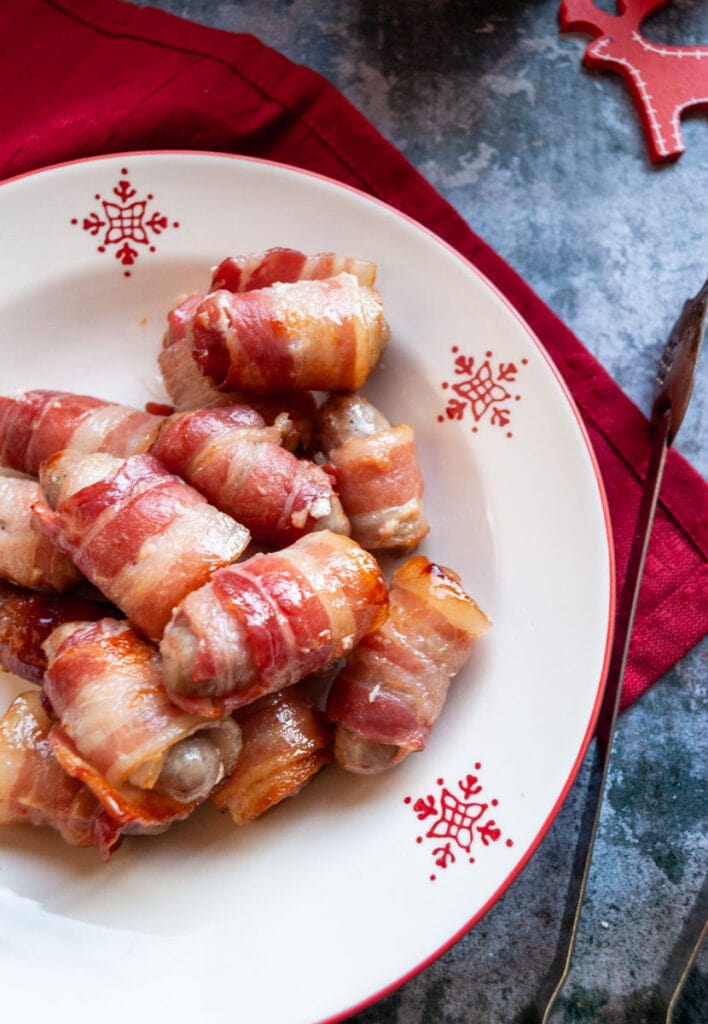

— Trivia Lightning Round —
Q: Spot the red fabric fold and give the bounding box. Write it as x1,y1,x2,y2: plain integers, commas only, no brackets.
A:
1,0,706,708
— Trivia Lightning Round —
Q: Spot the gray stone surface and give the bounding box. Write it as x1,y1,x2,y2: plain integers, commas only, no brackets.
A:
136,2,707,1021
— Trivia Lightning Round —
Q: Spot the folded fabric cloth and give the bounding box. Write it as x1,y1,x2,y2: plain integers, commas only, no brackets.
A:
1,0,705,708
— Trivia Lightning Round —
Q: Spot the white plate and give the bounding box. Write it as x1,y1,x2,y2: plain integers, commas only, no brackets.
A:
0,153,613,1024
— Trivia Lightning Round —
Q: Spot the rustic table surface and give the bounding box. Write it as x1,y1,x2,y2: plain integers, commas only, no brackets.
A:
138,2,707,1022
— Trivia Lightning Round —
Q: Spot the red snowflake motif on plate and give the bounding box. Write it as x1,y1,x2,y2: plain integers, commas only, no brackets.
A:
70,168,179,277
439,346,527,439
404,763,513,881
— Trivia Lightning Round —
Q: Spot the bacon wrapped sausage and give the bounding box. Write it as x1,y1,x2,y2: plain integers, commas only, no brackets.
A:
0,475,83,592
0,580,108,683
209,247,377,292
151,407,349,548
0,690,122,858
160,248,376,436
326,556,491,773
0,390,163,477
33,451,250,641
158,302,317,448
160,247,375,439
179,273,388,396
315,394,429,552
160,529,389,717
212,684,333,825
44,619,243,828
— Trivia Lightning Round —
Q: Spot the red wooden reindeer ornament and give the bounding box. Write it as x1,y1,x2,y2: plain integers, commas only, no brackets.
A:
558,0,708,162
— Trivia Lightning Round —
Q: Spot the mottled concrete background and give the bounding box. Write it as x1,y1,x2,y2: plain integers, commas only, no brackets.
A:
137,2,707,1022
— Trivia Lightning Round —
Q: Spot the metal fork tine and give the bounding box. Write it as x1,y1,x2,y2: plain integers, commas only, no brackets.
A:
662,877,708,1022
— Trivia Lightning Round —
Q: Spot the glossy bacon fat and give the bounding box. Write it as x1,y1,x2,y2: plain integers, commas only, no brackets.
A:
326,556,491,773
213,684,333,825
0,475,83,592
0,690,122,858
0,390,163,477
209,247,377,292
316,394,429,552
33,451,250,640
151,406,350,548
0,580,108,683
44,619,243,828
160,529,389,717
185,273,388,395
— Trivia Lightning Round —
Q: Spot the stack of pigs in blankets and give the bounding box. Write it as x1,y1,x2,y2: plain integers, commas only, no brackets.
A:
0,249,491,859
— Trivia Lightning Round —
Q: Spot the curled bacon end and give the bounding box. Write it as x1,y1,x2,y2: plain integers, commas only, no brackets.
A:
0,580,108,683
49,727,199,829
43,618,242,817
213,685,333,825
0,691,122,859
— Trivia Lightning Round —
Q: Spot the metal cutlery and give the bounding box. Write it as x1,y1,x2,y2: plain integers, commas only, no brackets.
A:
537,278,708,1023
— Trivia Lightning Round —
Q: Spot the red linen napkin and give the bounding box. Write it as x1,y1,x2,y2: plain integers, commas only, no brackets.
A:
1,0,706,709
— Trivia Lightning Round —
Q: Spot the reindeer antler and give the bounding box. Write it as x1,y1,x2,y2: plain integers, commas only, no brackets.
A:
618,0,676,22
559,0,674,37
558,0,708,162
559,0,617,37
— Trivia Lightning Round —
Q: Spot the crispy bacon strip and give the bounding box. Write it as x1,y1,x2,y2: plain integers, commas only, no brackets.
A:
316,394,429,552
212,684,333,825
326,556,491,773
160,529,389,717
181,273,388,395
0,690,122,858
0,475,83,592
151,407,350,548
0,390,163,477
0,580,108,683
210,248,377,292
44,619,242,828
33,451,250,640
